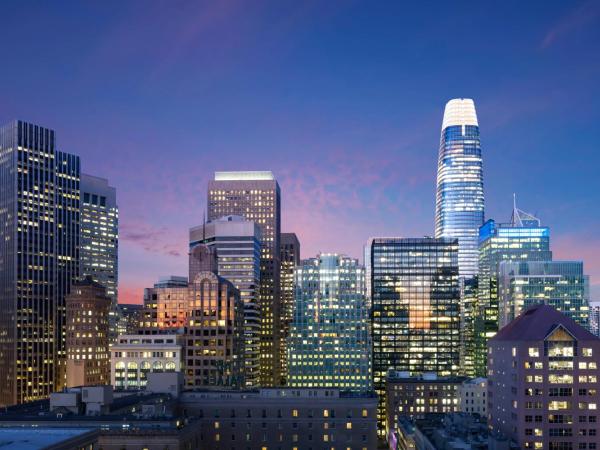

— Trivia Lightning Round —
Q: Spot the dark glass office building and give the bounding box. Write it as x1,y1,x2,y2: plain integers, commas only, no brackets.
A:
368,237,460,434
0,120,80,406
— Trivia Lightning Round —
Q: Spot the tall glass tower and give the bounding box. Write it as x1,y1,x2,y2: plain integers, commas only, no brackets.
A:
368,237,460,434
435,98,484,278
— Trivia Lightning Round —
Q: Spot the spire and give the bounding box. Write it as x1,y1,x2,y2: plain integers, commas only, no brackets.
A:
511,194,541,227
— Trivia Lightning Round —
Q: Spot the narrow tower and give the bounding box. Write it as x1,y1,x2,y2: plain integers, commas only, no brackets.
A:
435,98,484,278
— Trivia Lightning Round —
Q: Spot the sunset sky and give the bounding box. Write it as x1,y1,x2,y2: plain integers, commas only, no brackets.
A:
1,1,599,303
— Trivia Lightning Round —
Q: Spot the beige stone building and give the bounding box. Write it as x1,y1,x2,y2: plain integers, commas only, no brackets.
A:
65,277,111,387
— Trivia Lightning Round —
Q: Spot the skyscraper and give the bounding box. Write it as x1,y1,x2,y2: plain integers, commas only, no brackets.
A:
488,304,600,450
435,98,484,278
189,215,261,387
80,174,119,342
0,120,80,406
207,171,281,386
65,276,111,388
368,237,460,434
287,254,370,392
141,245,245,388
279,232,300,385
475,203,552,375
498,260,590,328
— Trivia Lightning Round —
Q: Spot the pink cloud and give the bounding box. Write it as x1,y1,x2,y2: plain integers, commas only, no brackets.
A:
552,231,600,300
541,1,600,49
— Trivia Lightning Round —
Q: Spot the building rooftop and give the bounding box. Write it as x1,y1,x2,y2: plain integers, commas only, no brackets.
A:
0,393,173,422
214,171,274,181
442,98,478,129
0,428,96,449
387,372,467,383
492,304,599,342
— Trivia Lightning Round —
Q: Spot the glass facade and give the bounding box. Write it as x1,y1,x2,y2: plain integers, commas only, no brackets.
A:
475,215,552,376
279,232,300,385
498,261,590,328
0,120,80,406
435,99,484,279
287,254,370,392
80,174,119,342
208,171,282,386
368,238,460,434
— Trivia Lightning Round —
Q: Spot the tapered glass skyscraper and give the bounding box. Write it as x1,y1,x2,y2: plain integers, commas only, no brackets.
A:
435,98,484,278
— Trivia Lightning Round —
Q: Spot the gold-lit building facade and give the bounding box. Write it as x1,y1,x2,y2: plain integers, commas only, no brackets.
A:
65,277,111,387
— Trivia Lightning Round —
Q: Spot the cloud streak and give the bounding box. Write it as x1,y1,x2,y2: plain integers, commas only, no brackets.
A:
541,1,600,49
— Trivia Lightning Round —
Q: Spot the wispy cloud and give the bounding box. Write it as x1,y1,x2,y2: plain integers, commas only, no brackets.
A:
552,230,600,300
121,220,185,257
542,1,600,49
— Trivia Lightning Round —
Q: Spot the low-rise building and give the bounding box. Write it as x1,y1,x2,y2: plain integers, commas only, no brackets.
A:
0,428,99,450
458,377,487,415
385,372,465,436
110,334,182,390
179,388,378,449
0,387,377,450
390,413,514,450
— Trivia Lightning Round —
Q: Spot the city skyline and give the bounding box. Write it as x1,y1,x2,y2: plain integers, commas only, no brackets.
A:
1,1,599,304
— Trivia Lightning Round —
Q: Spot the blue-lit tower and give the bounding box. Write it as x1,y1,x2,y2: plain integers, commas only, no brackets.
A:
435,98,484,278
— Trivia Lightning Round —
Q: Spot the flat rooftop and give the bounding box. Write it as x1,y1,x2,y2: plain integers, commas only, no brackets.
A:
0,428,94,449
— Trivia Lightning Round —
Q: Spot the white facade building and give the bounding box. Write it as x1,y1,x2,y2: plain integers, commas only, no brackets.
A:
458,377,487,415
110,334,182,390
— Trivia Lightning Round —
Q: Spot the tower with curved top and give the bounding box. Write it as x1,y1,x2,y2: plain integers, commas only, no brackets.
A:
435,98,485,278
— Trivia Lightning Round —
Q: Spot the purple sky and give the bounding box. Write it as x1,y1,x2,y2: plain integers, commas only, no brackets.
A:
1,1,599,303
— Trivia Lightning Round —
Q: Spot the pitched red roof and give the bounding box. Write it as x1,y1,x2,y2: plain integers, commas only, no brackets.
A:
492,304,599,342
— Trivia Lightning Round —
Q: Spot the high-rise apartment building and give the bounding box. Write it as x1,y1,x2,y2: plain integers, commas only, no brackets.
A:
80,174,119,342
65,277,111,387
488,304,600,450
189,215,261,387
279,232,300,384
368,237,460,434
475,204,552,376
498,260,590,328
287,254,370,392
435,99,484,279
207,171,281,386
0,120,80,406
